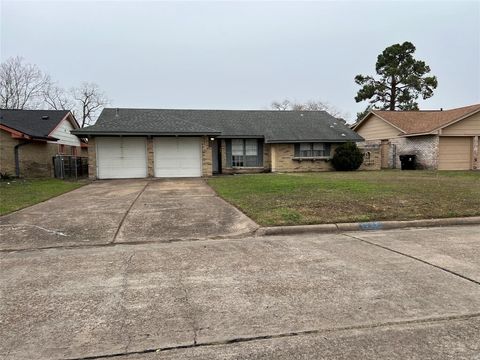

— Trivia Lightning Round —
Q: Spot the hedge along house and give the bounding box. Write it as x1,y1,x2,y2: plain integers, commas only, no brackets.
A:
353,104,480,170
72,108,363,179
0,109,87,177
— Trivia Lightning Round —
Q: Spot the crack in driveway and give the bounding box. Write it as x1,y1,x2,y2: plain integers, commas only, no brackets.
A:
111,182,150,244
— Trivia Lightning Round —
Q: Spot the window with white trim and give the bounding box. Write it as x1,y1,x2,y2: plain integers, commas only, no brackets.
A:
230,139,260,167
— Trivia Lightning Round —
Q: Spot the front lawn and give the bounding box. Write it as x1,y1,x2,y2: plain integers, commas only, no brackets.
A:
207,171,480,226
0,178,85,215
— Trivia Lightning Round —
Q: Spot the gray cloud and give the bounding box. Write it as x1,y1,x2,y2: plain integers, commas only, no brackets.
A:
1,1,479,120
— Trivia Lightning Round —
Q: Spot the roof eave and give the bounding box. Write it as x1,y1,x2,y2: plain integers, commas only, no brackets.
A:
71,131,222,136
266,137,363,143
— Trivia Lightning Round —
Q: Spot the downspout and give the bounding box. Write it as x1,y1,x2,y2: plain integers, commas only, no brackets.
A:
14,142,30,177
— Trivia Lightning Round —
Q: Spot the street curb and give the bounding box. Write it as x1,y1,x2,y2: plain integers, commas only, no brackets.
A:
255,216,480,236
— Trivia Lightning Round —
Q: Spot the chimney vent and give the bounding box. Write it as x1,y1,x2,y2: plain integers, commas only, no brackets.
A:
115,108,119,117
41,115,49,120
440,108,443,111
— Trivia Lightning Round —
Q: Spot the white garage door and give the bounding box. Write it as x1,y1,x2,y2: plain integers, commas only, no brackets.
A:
154,137,202,177
96,137,147,179
438,137,472,170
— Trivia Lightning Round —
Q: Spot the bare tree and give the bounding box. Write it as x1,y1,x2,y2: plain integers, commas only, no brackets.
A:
43,83,74,110
71,82,109,127
270,98,347,119
0,56,51,109
271,99,292,111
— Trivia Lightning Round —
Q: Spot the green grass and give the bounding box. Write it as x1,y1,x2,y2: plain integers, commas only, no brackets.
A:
0,178,85,215
207,171,480,226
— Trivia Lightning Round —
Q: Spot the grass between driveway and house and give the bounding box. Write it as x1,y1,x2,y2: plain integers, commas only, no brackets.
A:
207,171,480,226
0,179,85,216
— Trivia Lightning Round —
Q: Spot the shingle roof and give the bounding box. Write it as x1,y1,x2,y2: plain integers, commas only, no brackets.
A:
370,104,480,135
73,108,363,143
0,109,71,140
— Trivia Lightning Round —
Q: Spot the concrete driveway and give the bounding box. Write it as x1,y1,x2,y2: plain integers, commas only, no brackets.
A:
1,225,479,359
0,179,258,251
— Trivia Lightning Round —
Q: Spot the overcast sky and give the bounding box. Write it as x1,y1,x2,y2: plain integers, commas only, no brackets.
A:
1,0,479,121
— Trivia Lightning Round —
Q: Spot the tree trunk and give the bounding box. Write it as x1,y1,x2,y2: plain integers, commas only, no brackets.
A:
390,76,396,111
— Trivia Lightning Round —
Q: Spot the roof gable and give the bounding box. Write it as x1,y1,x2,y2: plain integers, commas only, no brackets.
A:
371,104,480,135
0,109,71,140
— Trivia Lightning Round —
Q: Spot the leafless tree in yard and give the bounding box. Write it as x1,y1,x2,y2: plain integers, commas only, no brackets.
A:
0,56,51,109
71,82,109,127
270,98,347,121
43,83,74,110
270,99,292,111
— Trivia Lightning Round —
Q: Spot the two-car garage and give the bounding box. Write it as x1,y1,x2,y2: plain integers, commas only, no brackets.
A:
96,137,202,179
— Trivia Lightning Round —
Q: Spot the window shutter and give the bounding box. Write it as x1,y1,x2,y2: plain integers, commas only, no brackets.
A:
225,139,232,167
257,140,264,167
294,143,300,157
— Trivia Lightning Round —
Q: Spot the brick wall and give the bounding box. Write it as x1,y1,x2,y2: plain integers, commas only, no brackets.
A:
0,130,59,177
0,130,17,175
357,143,381,170
201,136,213,177
147,138,154,177
390,135,439,170
363,136,439,170
270,143,337,172
473,136,479,170
87,137,96,179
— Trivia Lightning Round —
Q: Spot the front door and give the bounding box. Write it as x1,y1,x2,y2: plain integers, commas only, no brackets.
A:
212,139,222,174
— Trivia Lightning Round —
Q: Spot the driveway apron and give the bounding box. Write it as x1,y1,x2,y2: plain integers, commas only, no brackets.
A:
0,179,258,251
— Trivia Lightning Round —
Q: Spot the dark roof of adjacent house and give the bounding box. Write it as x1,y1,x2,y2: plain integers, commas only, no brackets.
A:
354,104,480,135
0,109,71,140
72,108,363,143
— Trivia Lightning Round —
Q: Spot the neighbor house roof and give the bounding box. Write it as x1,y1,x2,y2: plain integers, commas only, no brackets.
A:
0,109,73,140
72,108,363,143
354,104,480,136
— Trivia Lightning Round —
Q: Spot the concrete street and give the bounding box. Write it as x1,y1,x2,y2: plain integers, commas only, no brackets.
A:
1,223,479,359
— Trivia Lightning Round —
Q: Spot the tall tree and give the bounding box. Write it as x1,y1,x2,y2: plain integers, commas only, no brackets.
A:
354,42,438,111
71,82,109,127
355,106,372,122
0,56,51,109
43,83,74,110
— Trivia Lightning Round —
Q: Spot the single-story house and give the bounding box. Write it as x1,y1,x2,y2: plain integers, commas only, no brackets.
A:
72,108,363,179
0,109,87,177
353,104,480,170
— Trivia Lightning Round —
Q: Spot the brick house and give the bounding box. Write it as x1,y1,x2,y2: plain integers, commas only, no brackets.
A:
0,109,87,177
72,108,364,179
352,104,480,170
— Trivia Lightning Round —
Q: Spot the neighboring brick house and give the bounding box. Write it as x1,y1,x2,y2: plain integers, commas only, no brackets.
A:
353,104,480,170
72,108,364,179
0,109,87,177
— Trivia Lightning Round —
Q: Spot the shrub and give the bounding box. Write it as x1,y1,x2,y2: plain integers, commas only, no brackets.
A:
331,142,363,171
0,172,14,181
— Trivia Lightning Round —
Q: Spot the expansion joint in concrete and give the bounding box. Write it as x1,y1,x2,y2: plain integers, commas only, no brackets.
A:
342,233,480,286
111,182,149,244
64,312,480,360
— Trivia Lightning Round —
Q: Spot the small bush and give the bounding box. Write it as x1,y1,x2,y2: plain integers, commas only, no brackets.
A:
331,142,363,171
0,172,14,181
